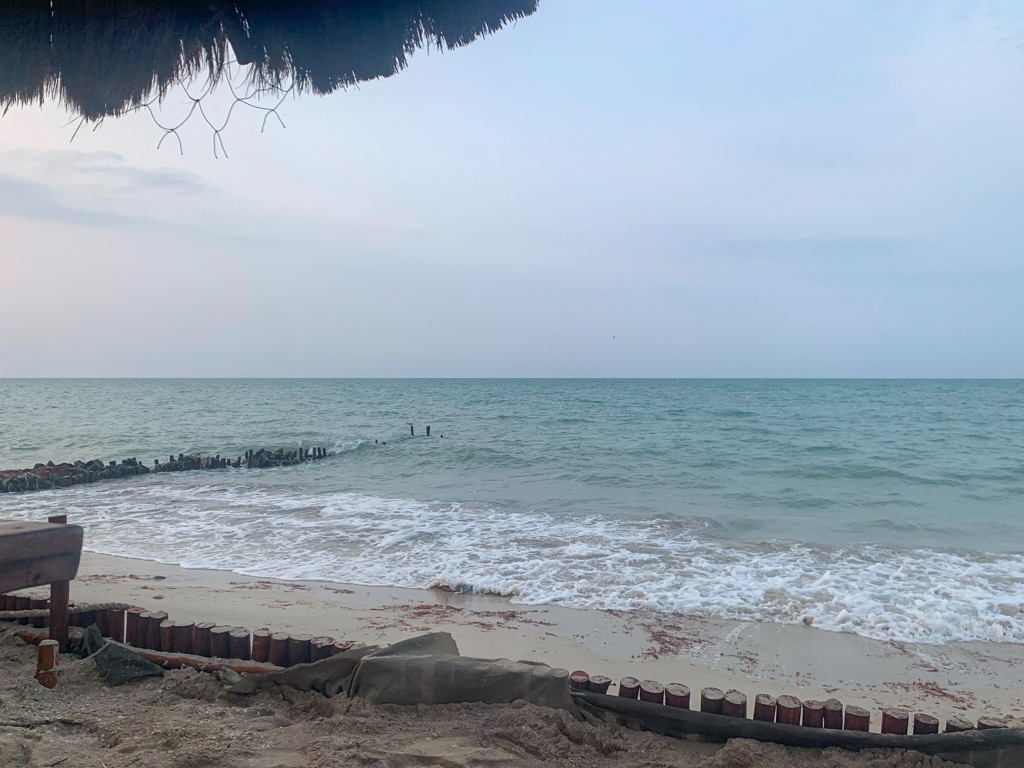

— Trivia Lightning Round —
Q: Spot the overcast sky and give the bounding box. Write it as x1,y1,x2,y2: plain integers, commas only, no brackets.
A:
2,1,1023,377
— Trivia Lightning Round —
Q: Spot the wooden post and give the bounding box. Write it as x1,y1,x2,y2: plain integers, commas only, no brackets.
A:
824,698,843,729
147,614,168,651
45,514,72,652
252,630,273,663
977,718,1006,730
881,708,909,735
269,633,291,666
844,705,871,732
15,596,31,625
173,622,195,655
193,622,216,657
287,634,313,666
29,598,47,629
426,426,431,437
664,683,690,709
753,694,777,722
229,628,251,660
913,714,940,735
639,680,665,704
776,695,802,725
588,675,612,695
125,607,146,647
105,608,126,642
35,639,59,689
210,626,231,658
159,620,176,652
311,636,335,662
569,671,589,691
802,700,825,728
945,717,975,733
700,687,725,714
723,690,747,718
617,676,640,699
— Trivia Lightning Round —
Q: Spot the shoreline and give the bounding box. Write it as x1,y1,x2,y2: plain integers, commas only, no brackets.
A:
50,551,1024,729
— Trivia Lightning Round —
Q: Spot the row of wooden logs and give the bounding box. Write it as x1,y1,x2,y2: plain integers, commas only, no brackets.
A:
123,607,361,665
568,671,999,736
0,597,361,667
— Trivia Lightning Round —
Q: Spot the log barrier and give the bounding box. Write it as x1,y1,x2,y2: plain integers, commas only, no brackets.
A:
0,445,332,495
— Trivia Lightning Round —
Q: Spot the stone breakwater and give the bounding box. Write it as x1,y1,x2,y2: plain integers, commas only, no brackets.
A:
0,446,330,494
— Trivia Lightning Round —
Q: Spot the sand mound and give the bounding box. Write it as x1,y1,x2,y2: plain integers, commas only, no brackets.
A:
0,629,959,767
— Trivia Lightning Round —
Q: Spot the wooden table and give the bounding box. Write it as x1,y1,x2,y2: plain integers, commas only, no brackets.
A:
0,518,84,649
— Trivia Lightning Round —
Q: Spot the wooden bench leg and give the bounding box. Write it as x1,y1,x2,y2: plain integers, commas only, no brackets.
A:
46,515,70,652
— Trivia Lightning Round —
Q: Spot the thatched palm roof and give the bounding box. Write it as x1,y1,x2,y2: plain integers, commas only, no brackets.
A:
0,0,538,120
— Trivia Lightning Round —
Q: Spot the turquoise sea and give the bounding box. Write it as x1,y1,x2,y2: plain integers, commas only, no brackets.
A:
1,379,1023,644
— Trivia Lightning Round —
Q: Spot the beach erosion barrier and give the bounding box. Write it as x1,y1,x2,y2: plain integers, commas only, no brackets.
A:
1,593,1014,737
0,446,331,494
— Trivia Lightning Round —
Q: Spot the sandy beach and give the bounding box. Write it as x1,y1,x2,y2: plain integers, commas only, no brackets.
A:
52,552,1024,727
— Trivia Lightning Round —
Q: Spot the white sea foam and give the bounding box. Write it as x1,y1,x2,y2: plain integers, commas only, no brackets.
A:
5,479,1024,646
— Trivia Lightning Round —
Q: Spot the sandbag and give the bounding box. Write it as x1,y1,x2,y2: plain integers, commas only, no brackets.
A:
230,632,578,717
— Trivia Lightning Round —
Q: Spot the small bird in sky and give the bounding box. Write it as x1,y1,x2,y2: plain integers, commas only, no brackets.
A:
612,335,616,340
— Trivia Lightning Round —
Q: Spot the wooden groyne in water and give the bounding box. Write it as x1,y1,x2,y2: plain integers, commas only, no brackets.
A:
0,446,331,494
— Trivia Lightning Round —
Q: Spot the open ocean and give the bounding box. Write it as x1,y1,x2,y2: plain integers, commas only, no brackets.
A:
1,379,1023,645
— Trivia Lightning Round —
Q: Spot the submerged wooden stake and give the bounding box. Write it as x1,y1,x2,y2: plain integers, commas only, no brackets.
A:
753,694,777,722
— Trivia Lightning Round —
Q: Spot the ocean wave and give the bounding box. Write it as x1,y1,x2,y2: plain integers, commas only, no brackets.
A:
4,480,1024,646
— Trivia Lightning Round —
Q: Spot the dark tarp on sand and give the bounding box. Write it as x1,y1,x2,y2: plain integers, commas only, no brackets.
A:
230,632,579,716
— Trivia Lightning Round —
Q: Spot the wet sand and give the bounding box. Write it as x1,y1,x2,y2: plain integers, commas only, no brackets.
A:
52,552,1024,729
